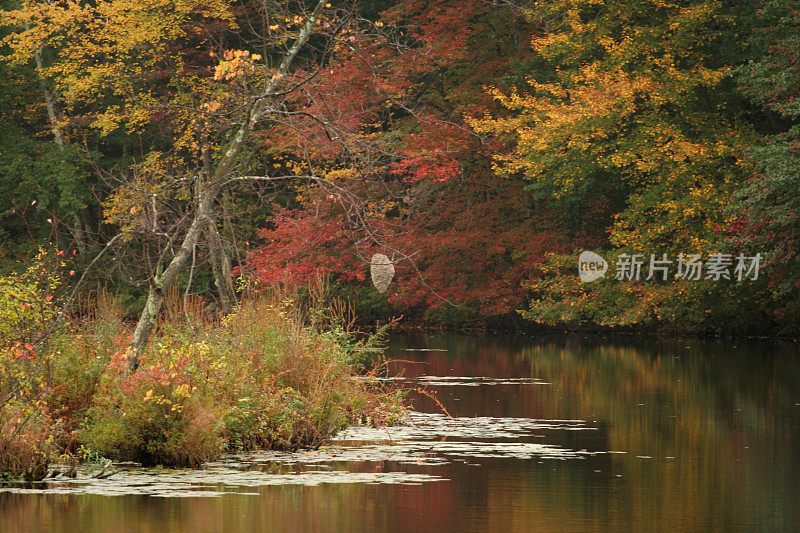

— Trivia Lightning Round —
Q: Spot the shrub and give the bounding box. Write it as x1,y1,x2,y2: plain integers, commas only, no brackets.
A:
1,278,407,473
0,249,61,346
0,400,59,481
75,295,407,466
47,293,128,426
80,346,225,467
0,343,60,480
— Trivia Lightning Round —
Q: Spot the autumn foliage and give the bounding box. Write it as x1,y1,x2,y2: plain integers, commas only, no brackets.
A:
0,0,798,333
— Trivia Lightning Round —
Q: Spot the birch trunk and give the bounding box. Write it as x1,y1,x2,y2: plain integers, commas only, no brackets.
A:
125,0,327,370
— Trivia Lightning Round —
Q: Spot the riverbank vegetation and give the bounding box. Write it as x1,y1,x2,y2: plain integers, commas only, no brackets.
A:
1,256,405,480
1,0,800,477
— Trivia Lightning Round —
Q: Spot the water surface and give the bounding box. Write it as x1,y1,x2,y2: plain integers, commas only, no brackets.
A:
2,333,799,532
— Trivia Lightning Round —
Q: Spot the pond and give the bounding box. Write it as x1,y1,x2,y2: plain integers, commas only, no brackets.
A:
2,333,799,532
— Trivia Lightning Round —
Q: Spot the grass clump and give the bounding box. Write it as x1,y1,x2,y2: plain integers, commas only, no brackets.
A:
1,283,407,476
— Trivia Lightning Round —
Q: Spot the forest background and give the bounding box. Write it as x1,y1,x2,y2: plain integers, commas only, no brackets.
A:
1,0,799,337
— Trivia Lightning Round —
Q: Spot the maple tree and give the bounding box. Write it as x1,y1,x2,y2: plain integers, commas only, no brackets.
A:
243,0,580,323
469,0,757,253
248,169,582,321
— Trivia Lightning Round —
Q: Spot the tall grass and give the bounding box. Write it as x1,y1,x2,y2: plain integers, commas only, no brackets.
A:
1,287,406,477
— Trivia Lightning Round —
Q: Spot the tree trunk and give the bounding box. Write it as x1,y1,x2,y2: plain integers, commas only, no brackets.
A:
127,213,206,371
125,0,328,371
31,30,87,255
205,219,235,314
33,50,64,148
72,214,86,254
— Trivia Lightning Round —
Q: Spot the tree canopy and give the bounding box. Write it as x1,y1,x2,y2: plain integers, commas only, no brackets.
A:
0,0,798,334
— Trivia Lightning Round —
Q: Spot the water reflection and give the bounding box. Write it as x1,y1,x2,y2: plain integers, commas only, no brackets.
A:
1,333,798,532
389,333,800,532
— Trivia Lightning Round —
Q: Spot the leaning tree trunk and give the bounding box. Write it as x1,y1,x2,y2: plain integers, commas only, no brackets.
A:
125,0,328,372
127,200,208,371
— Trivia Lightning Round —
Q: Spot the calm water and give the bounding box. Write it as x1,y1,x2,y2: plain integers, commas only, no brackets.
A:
2,333,799,532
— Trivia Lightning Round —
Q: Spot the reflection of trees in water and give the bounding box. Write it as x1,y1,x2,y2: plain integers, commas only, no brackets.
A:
389,333,800,530
554,336,800,529
521,335,800,439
